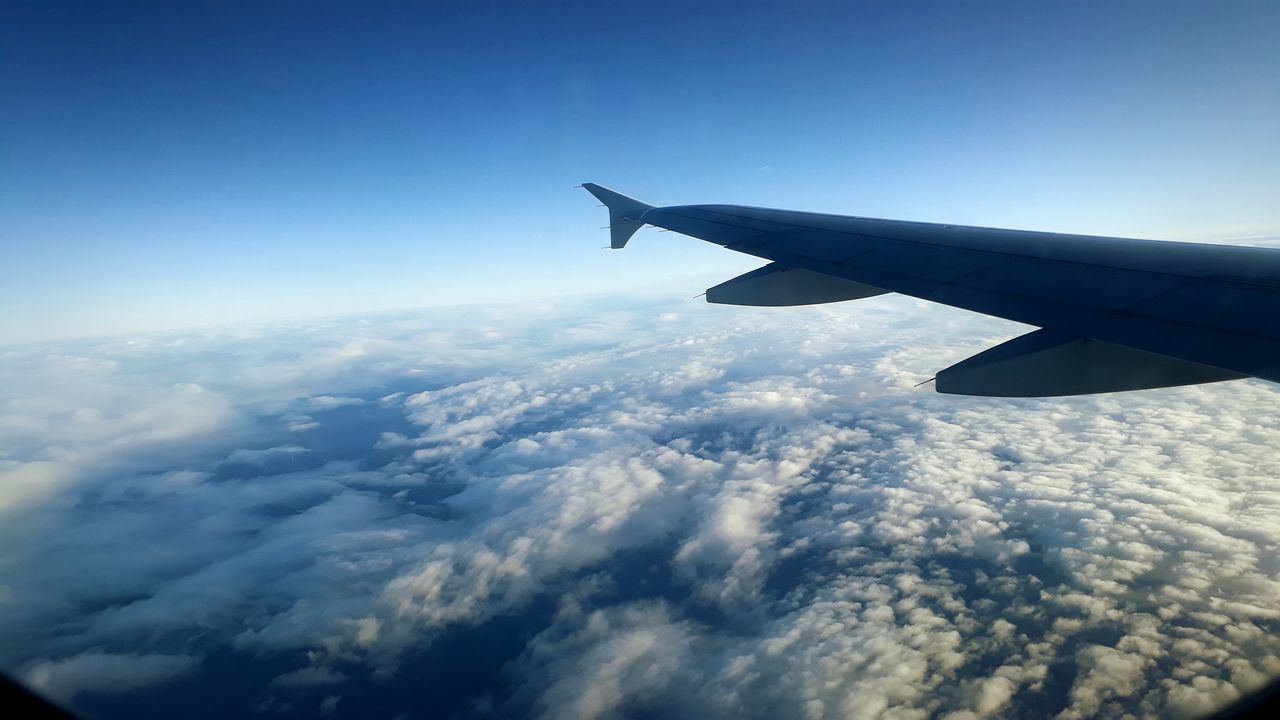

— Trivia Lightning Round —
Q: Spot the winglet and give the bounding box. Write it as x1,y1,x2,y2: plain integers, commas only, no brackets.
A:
582,183,654,249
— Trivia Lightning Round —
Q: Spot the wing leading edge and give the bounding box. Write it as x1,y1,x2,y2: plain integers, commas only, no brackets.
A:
584,183,1280,397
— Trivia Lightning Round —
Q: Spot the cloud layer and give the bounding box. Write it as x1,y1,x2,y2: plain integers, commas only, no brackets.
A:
1,295,1278,719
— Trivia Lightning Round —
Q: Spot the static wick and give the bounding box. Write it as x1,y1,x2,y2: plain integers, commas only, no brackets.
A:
693,292,707,299
913,377,936,388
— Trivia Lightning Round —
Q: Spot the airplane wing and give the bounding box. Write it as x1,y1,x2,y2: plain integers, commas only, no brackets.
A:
582,183,1280,397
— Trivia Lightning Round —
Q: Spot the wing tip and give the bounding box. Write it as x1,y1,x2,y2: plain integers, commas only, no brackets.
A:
582,183,654,249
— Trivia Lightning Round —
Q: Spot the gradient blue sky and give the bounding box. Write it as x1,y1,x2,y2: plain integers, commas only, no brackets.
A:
3,1,1279,343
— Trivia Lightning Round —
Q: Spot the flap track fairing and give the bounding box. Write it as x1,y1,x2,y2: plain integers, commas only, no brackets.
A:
935,328,1248,397
707,263,888,307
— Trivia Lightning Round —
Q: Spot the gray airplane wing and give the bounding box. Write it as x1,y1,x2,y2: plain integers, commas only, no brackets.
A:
583,183,1280,397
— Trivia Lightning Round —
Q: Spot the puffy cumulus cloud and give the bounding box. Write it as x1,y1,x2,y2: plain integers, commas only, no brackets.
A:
0,369,235,514
22,651,198,703
512,601,700,720
1,295,1279,719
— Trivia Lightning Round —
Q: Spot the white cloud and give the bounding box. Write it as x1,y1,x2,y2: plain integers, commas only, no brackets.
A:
308,395,367,410
520,603,696,720
22,651,198,703
0,296,1278,718
224,444,310,464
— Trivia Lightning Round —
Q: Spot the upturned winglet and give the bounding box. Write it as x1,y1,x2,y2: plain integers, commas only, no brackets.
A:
581,183,653,249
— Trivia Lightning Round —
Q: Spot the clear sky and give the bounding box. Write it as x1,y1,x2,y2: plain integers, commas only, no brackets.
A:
3,1,1279,343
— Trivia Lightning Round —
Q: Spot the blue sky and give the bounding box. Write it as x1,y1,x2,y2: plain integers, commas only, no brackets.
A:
3,1,1279,342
